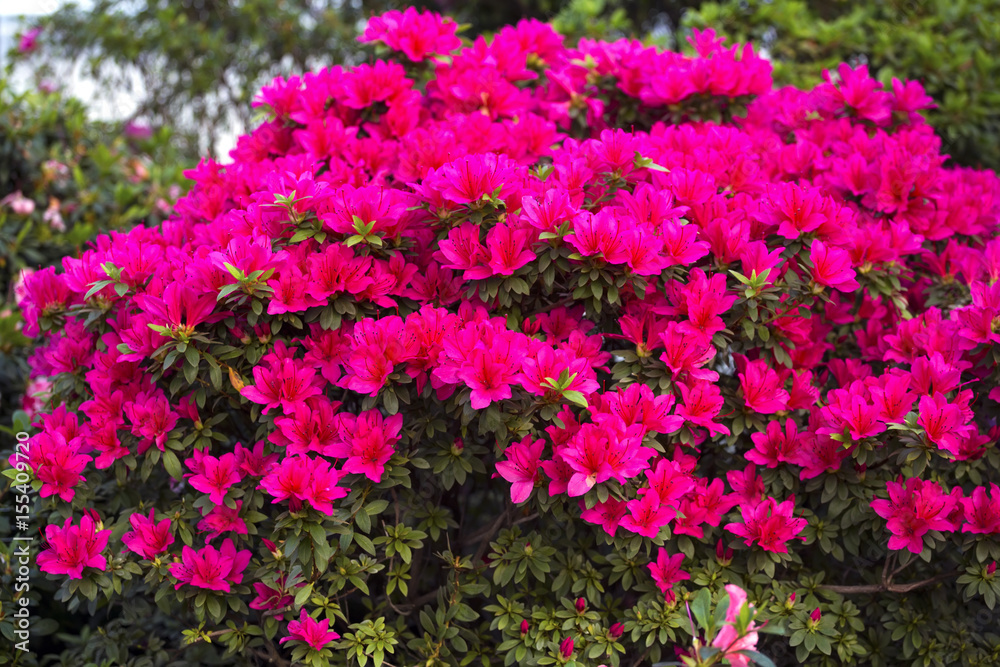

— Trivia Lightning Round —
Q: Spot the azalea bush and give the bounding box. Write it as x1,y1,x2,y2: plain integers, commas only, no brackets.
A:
6,9,1000,667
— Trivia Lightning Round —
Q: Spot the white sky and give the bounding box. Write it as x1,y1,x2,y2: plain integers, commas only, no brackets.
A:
0,0,82,17
0,0,240,158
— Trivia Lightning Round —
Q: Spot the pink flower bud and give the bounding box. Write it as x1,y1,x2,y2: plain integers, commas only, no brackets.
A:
715,539,734,563
522,317,542,335
789,592,796,603
520,619,529,636
83,508,103,530
664,589,677,606
810,607,821,623
559,637,574,659
262,539,280,557
988,562,997,576
575,597,586,613
609,622,624,639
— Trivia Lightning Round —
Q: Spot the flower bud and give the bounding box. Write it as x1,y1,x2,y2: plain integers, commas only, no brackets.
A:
262,539,281,559
83,508,103,530
987,562,997,577
664,589,677,607
810,607,822,623
715,539,734,564
453,437,464,452
559,636,574,659
520,620,529,636
608,622,624,639
575,597,586,613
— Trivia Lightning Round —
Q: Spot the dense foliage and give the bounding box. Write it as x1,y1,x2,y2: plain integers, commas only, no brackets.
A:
6,8,1000,667
685,0,1000,170
0,76,184,436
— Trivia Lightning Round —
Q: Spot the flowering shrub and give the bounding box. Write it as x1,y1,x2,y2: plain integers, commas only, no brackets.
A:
7,9,1000,667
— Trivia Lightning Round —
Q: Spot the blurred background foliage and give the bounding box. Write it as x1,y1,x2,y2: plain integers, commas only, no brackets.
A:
0,74,185,430
685,0,1000,170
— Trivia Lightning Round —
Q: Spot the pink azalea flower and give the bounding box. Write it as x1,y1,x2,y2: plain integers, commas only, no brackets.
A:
710,585,759,667
280,608,341,651
495,435,545,503
122,509,174,559
187,452,242,505
648,549,689,593
38,515,110,579
169,539,252,592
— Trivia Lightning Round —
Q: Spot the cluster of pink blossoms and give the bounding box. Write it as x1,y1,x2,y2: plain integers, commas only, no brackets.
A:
15,7,1000,651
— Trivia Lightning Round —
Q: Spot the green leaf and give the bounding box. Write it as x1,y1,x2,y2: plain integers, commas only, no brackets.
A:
354,534,376,556
562,390,589,408
690,589,712,633
294,583,313,607
162,449,183,480
355,509,372,534
84,279,113,299
736,651,777,667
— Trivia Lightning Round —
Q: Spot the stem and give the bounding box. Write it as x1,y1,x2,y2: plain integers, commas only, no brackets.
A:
472,507,513,565
525,296,575,319
629,645,653,667
821,570,960,595
461,506,512,552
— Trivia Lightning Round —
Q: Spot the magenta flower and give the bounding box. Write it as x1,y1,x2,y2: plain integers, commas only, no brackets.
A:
619,491,674,538
675,380,730,437
329,410,402,483
710,585,759,666
169,539,252,592
122,509,174,559
962,485,1000,534
38,515,110,579
725,497,808,553
495,435,545,503
186,452,243,505
124,390,179,453
871,478,959,554
280,608,341,651
241,359,322,415
457,342,521,410
485,223,536,276
739,359,789,414
30,431,89,503
135,282,217,334
359,8,460,62
579,497,628,537
18,28,41,54
197,501,249,541
809,240,860,293
647,549,689,593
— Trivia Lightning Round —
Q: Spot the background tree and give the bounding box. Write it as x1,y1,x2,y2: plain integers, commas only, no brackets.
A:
684,0,1000,170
